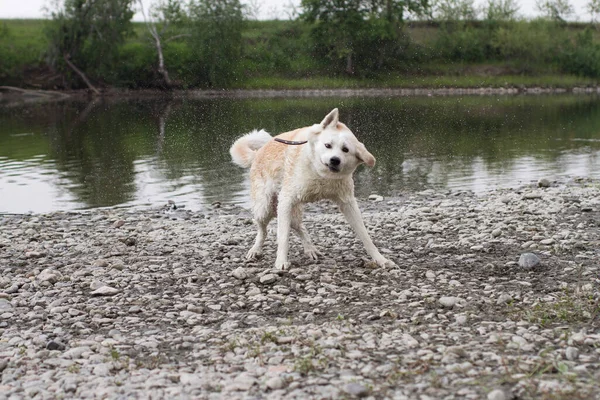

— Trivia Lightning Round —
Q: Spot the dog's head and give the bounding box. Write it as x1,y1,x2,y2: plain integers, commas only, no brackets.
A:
307,108,375,178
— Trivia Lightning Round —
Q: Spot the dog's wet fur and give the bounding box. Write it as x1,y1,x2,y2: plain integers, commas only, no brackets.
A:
230,108,396,270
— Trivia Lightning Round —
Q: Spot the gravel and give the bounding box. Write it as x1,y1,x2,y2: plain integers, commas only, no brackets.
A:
0,177,599,399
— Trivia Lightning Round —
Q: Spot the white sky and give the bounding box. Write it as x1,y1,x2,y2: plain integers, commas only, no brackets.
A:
0,0,593,21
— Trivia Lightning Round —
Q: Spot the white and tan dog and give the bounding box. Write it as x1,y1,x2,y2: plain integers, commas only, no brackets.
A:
230,108,396,270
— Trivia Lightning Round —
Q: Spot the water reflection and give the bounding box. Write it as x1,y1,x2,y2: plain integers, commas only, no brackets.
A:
1,95,600,213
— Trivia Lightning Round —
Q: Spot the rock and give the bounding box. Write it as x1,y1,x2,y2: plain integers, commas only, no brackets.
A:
46,341,65,351
260,274,277,284
232,267,248,280
0,299,12,311
90,280,107,290
439,296,459,308
402,334,419,348
518,253,540,269
92,259,109,268
37,269,61,284
496,293,513,305
90,286,120,296
342,382,369,398
93,363,111,377
368,195,383,202
246,287,261,296
488,389,506,400
491,229,502,238
113,220,125,228
565,346,579,361
265,376,285,390
0,358,8,372
538,178,551,188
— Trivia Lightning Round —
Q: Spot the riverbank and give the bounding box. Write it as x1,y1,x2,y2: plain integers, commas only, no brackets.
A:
4,84,600,106
1,178,599,398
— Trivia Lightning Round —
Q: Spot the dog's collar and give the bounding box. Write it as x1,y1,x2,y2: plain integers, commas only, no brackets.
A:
274,138,308,145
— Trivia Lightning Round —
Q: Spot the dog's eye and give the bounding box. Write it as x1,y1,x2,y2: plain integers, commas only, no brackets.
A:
342,147,349,153
324,143,332,149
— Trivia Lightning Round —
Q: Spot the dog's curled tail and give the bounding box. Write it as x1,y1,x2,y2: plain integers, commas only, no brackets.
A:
229,129,272,168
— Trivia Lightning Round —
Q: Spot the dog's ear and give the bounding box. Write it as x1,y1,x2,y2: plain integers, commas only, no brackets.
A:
356,142,376,167
320,108,339,129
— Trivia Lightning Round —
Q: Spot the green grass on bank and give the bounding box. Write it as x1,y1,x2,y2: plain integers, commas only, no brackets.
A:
1,18,600,90
235,74,598,90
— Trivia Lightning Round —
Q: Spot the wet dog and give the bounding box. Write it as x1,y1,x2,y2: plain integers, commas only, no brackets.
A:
230,108,396,270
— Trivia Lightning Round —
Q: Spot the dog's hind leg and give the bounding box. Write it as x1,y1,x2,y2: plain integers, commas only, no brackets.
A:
247,195,275,260
291,205,320,260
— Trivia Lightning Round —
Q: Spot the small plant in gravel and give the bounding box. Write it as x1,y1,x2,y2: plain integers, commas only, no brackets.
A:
67,364,80,373
110,347,120,362
260,331,277,344
294,356,317,375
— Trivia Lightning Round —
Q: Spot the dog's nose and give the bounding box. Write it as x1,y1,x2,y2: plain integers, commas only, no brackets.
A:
330,157,341,166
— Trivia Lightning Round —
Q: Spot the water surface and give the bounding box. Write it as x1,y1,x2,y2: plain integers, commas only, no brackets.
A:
1,95,600,213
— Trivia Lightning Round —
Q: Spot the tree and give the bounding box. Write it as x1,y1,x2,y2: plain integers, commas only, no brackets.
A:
45,0,134,93
188,0,244,87
138,0,190,87
536,0,574,22
432,0,477,21
482,0,519,21
301,0,429,76
587,0,600,24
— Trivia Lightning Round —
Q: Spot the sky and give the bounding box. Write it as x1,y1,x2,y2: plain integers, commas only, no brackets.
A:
0,0,593,21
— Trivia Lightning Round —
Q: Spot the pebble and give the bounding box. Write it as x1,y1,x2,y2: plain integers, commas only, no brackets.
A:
439,296,459,308
232,267,248,280
342,382,369,398
90,286,120,296
260,274,278,284
518,253,541,269
487,389,506,400
265,376,285,390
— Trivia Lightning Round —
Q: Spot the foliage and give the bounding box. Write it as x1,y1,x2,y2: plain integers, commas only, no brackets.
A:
561,28,600,77
188,0,244,87
536,0,574,22
300,0,429,76
482,0,519,21
45,0,135,86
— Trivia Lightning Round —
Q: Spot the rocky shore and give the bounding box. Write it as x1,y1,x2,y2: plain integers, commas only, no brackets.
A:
1,178,599,399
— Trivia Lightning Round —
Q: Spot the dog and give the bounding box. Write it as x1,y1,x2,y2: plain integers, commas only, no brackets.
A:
229,108,396,270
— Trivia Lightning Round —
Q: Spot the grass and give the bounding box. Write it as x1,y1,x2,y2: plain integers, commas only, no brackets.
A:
1,18,600,90
235,74,598,90
505,289,599,328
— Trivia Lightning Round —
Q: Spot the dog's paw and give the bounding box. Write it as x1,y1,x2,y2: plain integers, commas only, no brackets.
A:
376,257,398,269
304,247,321,260
275,260,291,270
246,248,262,260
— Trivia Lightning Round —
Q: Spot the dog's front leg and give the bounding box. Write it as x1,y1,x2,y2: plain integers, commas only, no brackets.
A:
275,196,293,270
337,198,397,268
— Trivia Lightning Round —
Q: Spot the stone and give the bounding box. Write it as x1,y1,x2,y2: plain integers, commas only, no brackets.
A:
439,296,459,308
368,195,383,202
90,286,120,296
232,267,248,280
37,269,61,284
265,376,285,390
342,382,369,398
518,253,540,269
538,178,551,188
565,346,579,361
496,293,513,305
46,341,65,351
488,389,506,400
260,274,277,284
